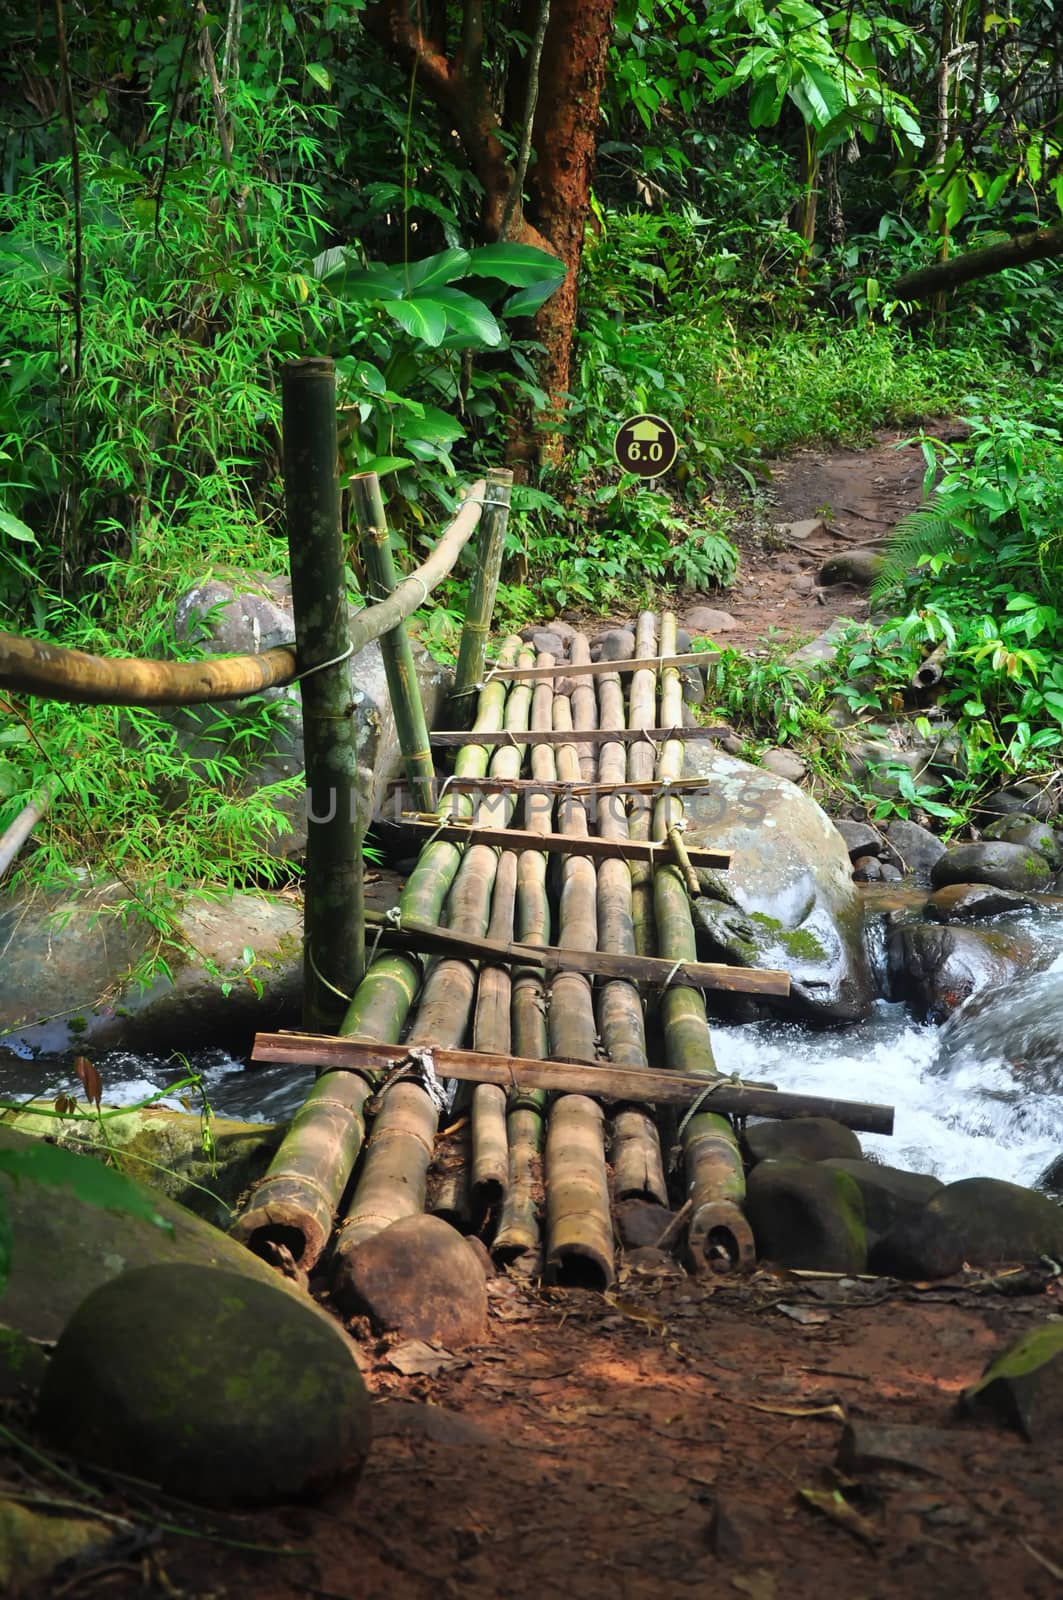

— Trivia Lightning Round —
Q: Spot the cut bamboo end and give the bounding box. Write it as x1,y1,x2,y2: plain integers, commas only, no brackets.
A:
545,1094,615,1290
683,1111,755,1274
493,1105,543,1268
471,1082,509,1213
611,1107,669,1206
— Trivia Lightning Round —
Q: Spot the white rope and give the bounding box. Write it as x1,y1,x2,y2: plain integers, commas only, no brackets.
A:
295,640,354,682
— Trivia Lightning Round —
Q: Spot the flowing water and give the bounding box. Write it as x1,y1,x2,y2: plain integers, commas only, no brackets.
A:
5,909,1063,1191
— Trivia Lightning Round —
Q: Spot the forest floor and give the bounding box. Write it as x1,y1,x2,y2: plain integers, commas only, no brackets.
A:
14,422,1063,1600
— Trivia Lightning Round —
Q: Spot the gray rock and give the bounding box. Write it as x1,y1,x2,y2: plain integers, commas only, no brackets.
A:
789,573,816,595
759,748,807,783
0,1126,322,1346
818,549,884,588
976,782,1057,823
743,1118,862,1166
686,606,737,635
0,882,302,1054
174,571,450,852
682,746,875,1023
527,629,566,659
819,1159,944,1247
331,1214,487,1346
853,854,883,882
589,628,637,664
872,1176,1063,1278
879,862,903,882
834,820,883,861
615,1199,673,1250
885,922,1029,1023
930,841,1053,894
961,1323,1063,1441
983,816,1061,868
745,1160,867,1273
926,882,1041,921
37,1264,370,1505
882,819,946,879
787,617,863,676
775,518,827,542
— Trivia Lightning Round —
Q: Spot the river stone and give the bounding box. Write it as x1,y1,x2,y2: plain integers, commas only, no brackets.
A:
818,549,884,588
871,1177,1063,1279
743,1117,862,1166
681,746,875,1023
819,1160,944,1247
1040,1152,1063,1196
745,1160,867,1273
37,1264,370,1505
521,618,578,646
885,922,1029,1023
930,841,1053,894
882,819,946,879
0,880,302,1054
759,748,807,783
2,1104,283,1229
975,782,1056,823
983,816,1062,868
926,882,1041,922
833,820,883,861
527,629,566,659
589,628,636,663
938,966,1063,1081
331,1214,488,1345
686,606,737,634
853,855,882,882
615,1199,674,1250
174,571,450,852
961,1324,1063,1441
0,1126,320,1346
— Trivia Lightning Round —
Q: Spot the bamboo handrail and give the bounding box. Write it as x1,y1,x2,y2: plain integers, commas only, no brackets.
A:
391,818,732,868
0,481,486,707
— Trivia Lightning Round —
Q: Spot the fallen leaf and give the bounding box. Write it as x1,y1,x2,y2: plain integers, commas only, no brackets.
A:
799,1487,880,1546
602,1292,668,1333
731,1572,777,1600
747,1400,846,1422
1022,1540,1063,1582
387,1340,465,1377
776,1303,831,1326
73,1056,102,1110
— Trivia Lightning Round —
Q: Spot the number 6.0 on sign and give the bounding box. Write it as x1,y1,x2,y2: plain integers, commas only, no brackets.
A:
613,414,678,478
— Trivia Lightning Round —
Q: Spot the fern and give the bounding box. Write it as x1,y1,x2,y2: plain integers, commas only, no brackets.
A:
869,509,967,606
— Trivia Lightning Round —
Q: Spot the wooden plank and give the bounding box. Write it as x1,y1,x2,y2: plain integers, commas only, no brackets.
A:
252,1032,895,1136
363,912,789,997
484,652,711,683
391,818,731,870
429,725,727,748
386,776,715,798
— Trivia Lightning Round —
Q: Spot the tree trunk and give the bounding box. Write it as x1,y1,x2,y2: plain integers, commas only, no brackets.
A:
892,224,1063,299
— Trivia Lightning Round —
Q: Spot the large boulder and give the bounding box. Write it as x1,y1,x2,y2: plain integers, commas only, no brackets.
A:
872,1176,1063,1278
0,1125,315,1345
745,1160,867,1273
742,1117,862,1166
819,1159,944,1248
682,746,875,1022
930,841,1053,894
331,1214,488,1346
0,881,302,1054
37,1264,370,1506
937,965,1063,1082
881,819,946,880
885,922,1031,1023
174,570,451,854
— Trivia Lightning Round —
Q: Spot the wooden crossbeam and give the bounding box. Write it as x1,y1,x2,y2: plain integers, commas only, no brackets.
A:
483,652,710,683
386,776,713,798
363,912,789,997
252,1031,894,1136
428,725,726,748
391,818,731,870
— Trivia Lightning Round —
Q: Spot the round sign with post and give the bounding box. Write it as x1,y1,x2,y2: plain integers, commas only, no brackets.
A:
613,414,678,478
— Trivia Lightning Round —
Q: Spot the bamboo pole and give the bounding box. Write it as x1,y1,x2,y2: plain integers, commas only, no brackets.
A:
282,358,364,1031
493,654,556,1267
390,819,731,869
450,468,514,723
471,848,518,1215
0,486,485,708
0,776,60,884
331,639,532,1277
627,612,660,961
427,725,727,748
652,611,754,1274
596,647,668,1206
230,635,520,1272
545,632,615,1288
351,472,436,812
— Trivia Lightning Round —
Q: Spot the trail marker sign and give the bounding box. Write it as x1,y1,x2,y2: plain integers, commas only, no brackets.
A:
614,414,678,478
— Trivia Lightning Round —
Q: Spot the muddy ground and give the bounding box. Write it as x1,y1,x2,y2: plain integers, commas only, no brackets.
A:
10,422,1063,1600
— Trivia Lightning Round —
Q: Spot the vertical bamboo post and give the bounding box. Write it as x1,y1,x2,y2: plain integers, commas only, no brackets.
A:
350,472,436,813
282,358,363,1031
450,467,514,725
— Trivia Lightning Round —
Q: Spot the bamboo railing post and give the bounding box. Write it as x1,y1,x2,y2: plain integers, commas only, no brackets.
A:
450,468,514,725
282,358,364,1032
350,472,436,813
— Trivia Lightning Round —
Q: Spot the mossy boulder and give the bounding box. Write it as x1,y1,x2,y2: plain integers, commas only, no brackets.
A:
929,841,1053,895
331,1214,488,1345
745,1159,868,1273
983,816,1061,869
885,921,1030,1023
37,1263,370,1505
872,1177,1063,1279
819,1159,943,1247
742,1117,862,1167
961,1323,1063,1440
925,882,1041,921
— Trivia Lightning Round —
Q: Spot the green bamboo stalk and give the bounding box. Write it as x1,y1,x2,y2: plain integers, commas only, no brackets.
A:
545,1093,615,1290
350,472,435,812
627,611,660,960
471,848,518,1213
282,358,363,1031
450,468,514,724
548,686,599,1065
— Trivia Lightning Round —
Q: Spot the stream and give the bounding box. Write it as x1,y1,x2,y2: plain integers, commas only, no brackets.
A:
4,907,1063,1192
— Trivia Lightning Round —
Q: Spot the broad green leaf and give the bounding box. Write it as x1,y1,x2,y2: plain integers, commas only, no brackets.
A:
0,1199,9,1296
749,74,785,128
945,174,968,229
384,297,448,346
402,248,472,291
465,242,566,287
503,276,566,318
399,404,465,445
0,1141,175,1235
986,171,1010,208
306,62,332,91
331,264,405,301
352,454,416,476
431,286,502,345
0,510,37,545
